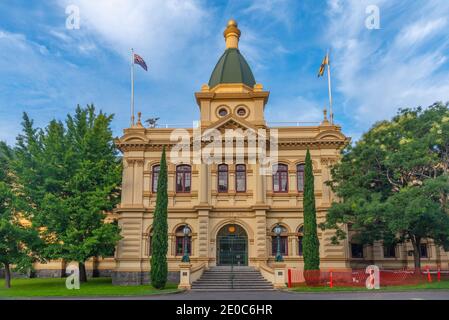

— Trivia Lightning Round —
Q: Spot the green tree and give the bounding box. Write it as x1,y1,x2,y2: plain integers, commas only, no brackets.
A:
150,146,168,289
13,105,122,282
322,103,449,270
303,149,320,271
0,142,41,288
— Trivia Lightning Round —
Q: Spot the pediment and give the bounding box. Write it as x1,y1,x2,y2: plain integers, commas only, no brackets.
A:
206,115,257,134
315,130,346,141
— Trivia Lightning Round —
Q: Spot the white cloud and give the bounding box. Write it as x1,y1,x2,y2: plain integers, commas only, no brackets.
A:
325,0,449,132
57,0,210,76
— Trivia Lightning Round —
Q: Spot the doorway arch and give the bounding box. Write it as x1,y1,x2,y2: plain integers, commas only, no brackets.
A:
216,224,248,266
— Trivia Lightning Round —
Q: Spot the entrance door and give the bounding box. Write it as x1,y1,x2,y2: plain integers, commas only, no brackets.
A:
216,224,248,266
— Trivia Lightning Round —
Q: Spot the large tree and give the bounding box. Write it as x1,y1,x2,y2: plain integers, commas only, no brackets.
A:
13,105,122,282
150,146,168,289
0,142,41,288
303,149,320,271
322,103,449,270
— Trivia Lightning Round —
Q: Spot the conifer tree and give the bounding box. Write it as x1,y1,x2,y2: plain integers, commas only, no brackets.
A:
303,149,320,271
150,146,168,289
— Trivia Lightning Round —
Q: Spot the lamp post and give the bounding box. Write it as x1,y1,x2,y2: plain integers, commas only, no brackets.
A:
274,224,284,262
181,225,191,263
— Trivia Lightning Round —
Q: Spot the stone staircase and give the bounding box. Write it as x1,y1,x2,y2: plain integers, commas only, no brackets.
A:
191,266,274,291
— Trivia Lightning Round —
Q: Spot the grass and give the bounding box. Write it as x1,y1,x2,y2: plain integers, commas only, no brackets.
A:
289,280,449,292
0,277,180,298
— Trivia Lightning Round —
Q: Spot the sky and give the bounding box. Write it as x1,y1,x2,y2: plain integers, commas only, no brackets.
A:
1,0,449,145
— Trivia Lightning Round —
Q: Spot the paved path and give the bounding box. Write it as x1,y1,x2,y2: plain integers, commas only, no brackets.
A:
28,289,449,300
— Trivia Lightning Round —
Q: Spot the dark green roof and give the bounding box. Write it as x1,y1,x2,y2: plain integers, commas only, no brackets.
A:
208,48,256,88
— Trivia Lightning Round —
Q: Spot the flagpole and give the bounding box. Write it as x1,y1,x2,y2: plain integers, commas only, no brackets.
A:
326,49,334,124
131,48,135,127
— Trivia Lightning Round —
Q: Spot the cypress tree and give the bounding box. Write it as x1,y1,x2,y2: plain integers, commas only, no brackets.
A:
150,146,168,289
303,149,320,271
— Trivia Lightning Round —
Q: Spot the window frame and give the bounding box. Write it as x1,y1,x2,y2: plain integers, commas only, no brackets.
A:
383,243,396,258
217,164,229,193
296,163,305,192
152,165,160,193
235,164,247,193
420,243,428,258
272,164,289,193
176,165,192,193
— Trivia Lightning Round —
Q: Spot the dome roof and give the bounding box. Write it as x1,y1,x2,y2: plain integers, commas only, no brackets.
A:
208,48,256,88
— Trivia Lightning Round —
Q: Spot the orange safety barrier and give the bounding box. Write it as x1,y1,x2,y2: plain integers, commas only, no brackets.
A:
287,267,449,288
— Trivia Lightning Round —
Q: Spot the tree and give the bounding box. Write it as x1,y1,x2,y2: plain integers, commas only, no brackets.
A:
150,146,168,289
303,149,320,271
13,105,122,282
322,103,449,270
0,142,41,288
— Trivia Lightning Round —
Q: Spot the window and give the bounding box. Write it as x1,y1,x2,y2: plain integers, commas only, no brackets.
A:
176,165,191,193
237,108,246,116
235,164,246,192
297,226,304,256
273,164,288,193
175,225,191,256
148,228,153,256
217,164,228,193
420,244,428,258
351,243,364,258
297,164,305,192
218,108,228,117
152,165,160,192
271,225,288,256
383,244,396,258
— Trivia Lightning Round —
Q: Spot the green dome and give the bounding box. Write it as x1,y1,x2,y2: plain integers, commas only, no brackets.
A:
208,48,256,88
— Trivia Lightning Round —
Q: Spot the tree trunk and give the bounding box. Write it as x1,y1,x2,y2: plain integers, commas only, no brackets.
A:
4,263,11,289
79,262,87,283
411,237,421,272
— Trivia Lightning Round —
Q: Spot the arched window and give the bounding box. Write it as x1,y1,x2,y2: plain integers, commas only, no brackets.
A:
297,226,304,256
235,164,246,192
218,164,228,193
271,225,288,256
176,165,191,193
152,165,160,192
273,164,288,193
297,164,305,192
148,228,154,256
175,225,192,256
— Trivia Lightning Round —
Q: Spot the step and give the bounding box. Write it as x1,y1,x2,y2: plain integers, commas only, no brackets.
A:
191,266,274,291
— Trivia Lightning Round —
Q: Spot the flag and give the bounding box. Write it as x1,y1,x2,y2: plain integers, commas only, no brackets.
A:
317,53,329,77
134,53,148,71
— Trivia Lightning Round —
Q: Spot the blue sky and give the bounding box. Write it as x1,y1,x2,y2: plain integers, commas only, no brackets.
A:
1,0,449,144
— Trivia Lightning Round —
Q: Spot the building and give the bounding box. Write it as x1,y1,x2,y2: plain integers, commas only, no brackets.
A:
26,19,448,284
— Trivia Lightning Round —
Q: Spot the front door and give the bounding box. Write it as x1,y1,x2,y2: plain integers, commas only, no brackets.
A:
216,224,248,266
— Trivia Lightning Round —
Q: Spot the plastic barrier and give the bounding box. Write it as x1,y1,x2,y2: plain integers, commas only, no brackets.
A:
287,267,449,288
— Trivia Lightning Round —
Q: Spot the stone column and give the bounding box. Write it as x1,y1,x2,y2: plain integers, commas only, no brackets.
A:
133,159,144,206
255,164,265,204
199,163,208,204
122,159,135,206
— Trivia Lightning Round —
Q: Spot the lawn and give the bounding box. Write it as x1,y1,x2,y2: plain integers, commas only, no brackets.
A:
289,280,449,292
0,277,180,298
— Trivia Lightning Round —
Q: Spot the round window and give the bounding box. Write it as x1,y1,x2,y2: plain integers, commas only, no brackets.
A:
218,108,228,117
237,108,246,116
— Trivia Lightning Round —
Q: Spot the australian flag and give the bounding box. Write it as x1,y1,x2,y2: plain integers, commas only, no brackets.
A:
134,53,148,71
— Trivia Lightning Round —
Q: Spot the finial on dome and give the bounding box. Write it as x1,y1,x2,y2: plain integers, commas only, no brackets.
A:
224,19,241,49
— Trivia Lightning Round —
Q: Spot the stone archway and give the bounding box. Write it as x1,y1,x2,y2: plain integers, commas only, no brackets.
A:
216,224,248,266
